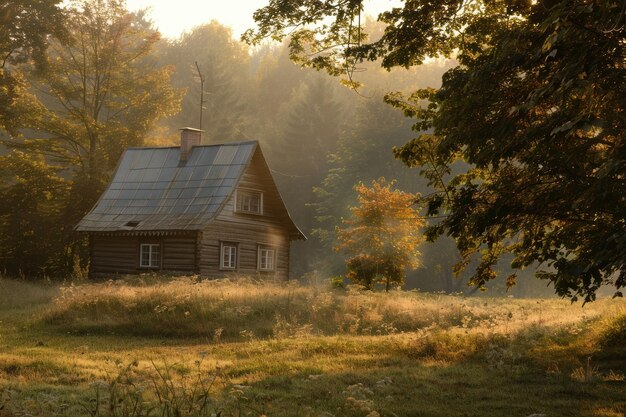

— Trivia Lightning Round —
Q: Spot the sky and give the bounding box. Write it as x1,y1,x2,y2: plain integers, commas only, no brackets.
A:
125,0,401,40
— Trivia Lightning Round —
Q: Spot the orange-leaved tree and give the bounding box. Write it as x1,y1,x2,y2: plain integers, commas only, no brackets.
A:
336,178,424,291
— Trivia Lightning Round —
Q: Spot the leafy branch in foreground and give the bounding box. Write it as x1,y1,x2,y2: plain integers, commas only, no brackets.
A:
247,0,626,302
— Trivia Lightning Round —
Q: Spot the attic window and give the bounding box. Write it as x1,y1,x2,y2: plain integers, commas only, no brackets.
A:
235,189,263,215
125,221,140,228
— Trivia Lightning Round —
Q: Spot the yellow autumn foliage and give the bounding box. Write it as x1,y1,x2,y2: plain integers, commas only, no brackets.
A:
336,178,424,290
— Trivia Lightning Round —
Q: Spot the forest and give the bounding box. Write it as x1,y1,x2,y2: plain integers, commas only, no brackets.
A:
1,0,479,294
5,0,622,300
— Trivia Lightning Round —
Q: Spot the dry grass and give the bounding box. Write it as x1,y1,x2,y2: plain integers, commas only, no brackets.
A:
0,276,624,416
41,276,620,341
0,278,58,310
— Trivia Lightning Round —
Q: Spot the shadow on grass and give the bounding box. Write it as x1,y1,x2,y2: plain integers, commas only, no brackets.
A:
2,324,625,417
240,362,625,417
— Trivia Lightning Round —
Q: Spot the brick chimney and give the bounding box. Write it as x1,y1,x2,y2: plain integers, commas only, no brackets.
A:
179,127,202,162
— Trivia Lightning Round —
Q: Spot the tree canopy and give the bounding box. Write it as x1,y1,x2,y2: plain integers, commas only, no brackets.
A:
246,0,626,301
0,0,66,133
336,178,424,291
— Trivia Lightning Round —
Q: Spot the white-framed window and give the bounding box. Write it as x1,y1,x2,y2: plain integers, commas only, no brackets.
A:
257,246,276,271
236,189,263,214
220,242,238,270
140,243,160,268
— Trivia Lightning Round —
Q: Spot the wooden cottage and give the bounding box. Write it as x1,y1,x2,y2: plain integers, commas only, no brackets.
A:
76,128,305,279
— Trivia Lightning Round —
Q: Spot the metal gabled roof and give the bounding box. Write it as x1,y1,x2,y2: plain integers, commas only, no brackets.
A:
75,141,257,232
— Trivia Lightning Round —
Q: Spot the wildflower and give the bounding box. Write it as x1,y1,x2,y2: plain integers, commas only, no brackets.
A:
375,377,393,387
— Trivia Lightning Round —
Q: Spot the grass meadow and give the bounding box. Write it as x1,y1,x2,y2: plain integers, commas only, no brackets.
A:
0,276,624,416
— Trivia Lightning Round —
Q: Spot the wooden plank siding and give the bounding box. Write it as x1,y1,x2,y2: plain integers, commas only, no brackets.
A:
90,233,198,276
199,221,289,280
216,148,296,229
199,148,292,280
162,236,198,271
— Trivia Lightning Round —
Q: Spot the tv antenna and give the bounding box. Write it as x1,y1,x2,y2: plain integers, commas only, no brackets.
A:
195,61,205,141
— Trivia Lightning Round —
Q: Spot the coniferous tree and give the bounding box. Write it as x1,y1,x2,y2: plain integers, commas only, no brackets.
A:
250,42,304,122
161,23,251,143
268,75,345,275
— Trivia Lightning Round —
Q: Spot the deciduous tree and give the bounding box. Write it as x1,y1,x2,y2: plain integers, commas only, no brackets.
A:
0,0,66,133
12,0,182,216
336,178,424,291
0,151,70,276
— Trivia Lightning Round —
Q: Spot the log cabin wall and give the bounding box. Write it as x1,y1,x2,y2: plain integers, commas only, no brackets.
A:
163,234,199,271
199,222,290,280
199,149,292,280
89,232,198,276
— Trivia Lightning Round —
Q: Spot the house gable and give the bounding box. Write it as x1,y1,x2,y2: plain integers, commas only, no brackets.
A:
76,141,304,239
216,146,305,241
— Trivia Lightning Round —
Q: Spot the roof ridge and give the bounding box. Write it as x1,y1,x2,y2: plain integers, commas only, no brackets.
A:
126,140,259,151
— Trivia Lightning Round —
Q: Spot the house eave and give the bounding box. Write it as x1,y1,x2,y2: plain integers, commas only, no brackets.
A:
82,230,198,237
